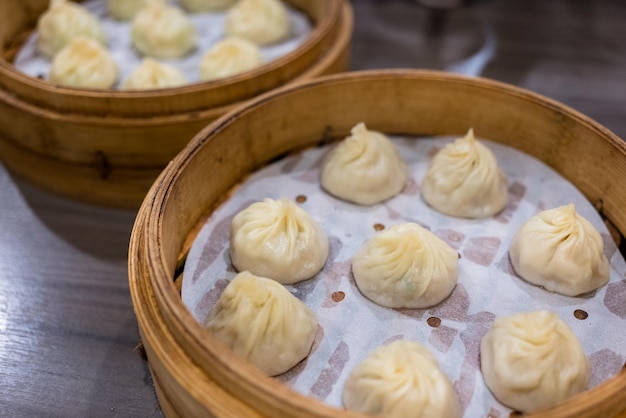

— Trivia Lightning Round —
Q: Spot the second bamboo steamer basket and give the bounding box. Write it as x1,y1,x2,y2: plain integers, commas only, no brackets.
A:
0,0,352,207
129,70,626,417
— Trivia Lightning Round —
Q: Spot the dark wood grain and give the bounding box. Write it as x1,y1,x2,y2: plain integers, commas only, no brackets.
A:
1,0,625,416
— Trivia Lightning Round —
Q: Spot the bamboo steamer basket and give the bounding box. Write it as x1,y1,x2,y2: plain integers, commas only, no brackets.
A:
0,0,352,208
129,70,626,417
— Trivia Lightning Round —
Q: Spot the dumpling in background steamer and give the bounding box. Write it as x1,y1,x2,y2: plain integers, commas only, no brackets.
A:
131,2,197,59
49,37,118,89
199,37,263,81
509,204,610,296
37,0,107,58
230,197,329,284
352,222,458,309
480,310,590,412
422,128,508,218
224,0,290,46
108,0,166,21
321,122,408,206
179,0,237,12
203,271,318,376
343,340,462,418
121,58,187,90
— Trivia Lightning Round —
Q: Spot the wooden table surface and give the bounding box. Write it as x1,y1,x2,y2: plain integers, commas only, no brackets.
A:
1,0,625,416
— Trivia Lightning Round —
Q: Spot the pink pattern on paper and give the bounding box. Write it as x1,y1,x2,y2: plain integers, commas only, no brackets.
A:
604,280,626,319
194,278,229,320
435,229,466,250
589,348,625,387
310,341,350,401
495,181,526,224
463,237,501,267
429,325,458,354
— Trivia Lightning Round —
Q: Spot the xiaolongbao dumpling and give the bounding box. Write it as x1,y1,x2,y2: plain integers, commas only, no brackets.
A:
230,197,329,284
321,122,408,206
481,310,590,412
422,128,508,218
352,223,458,308
343,340,462,418
199,37,263,81
49,37,119,89
37,0,107,58
121,58,187,90
108,0,166,21
509,204,610,296
131,3,197,59
224,0,290,46
203,271,318,376
179,0,237,12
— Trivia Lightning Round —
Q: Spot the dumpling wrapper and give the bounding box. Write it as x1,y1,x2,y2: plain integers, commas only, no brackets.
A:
199,37,263,81
481,310,590,412
422,128,508,218
131,3,197,59
225,0,290,46
343,340,462,418
37,0,107,58
203,271,318,376
49,37,118,89
509,203,610,296
321,122,408,206
230,197,329,284
122,58,187,90
352,222,458,309
108,0,166,21
179,0,237,12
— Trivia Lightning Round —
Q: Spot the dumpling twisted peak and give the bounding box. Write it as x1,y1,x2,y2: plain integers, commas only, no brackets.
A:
343,340,462,418
49,37,118,89
204,271,318,376
509,203,610,296
230,197,329,284
321,122,408,206
481,310,590,412
352,223,458,308
422,128,508,218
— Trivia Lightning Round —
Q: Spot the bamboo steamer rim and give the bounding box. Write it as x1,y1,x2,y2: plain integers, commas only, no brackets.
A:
131,70,626,417
0,1,353,127
0,0,344,116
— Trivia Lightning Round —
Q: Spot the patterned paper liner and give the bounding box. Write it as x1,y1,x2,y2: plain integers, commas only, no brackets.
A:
14,0,312,88
182,134,626,417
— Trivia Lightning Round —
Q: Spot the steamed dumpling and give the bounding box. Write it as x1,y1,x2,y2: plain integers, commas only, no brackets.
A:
37,0,107,58
108,0,166,21
343,340,462,418
199,37,263,81
122,58,187,90
230,197,329,284
224,0,290,46
481,310,590,412
179,0,237,12
321,122,408,206
203,271,318,376
49,37,119,89
131,3,197,59
509,204,610,296
352,223,458,308
422,128,508,218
